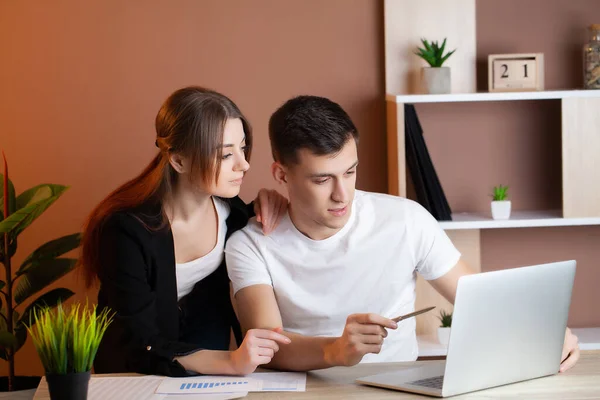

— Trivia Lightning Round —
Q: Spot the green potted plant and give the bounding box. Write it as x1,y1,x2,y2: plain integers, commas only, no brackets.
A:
27,303,113,400
437,309,452,346
414,38,456,94
0,153,81,394
491,184,511,220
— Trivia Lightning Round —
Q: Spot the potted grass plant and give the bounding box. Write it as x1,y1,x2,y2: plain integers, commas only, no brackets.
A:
27,303,113,400
414,38,456,94
437,309,452,346
491,184,511,220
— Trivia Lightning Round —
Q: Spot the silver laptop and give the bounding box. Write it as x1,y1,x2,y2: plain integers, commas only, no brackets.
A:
356,260,576,397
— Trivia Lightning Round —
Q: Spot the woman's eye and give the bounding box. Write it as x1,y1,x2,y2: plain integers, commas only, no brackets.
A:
222,153,233,160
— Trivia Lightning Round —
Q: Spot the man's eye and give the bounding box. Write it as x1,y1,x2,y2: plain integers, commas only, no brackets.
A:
314,179,328,185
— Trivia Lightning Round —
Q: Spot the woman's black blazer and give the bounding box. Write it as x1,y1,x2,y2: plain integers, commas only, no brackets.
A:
94,196,250,376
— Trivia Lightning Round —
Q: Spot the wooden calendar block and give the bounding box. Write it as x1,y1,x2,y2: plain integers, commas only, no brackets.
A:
488,53,544,92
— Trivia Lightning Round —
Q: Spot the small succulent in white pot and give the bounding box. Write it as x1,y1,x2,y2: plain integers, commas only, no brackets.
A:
437,309,452,346
491,184,511,220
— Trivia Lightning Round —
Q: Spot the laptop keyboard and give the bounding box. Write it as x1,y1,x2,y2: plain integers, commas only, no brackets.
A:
408,375,444,389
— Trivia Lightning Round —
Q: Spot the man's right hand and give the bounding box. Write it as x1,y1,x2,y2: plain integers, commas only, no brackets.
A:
230,328,291,375
324,313,398,367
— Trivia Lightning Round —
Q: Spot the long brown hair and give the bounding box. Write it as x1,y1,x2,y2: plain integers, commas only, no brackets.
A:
80,86,252,287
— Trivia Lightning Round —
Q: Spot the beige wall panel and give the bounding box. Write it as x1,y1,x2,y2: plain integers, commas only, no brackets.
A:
384,0,477,94
562,97,600,218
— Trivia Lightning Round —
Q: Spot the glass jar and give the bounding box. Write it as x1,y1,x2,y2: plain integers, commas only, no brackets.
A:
583,24,600,89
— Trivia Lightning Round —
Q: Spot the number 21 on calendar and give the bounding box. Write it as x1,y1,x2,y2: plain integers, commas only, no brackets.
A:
488,53,544,92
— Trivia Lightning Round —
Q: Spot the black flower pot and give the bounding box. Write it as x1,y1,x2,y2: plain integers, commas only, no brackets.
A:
46,371,91,400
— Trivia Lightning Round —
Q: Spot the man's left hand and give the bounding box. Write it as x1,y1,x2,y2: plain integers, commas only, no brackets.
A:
560,327,580,373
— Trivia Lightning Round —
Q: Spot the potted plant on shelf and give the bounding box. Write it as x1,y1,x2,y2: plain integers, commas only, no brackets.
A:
414,38,456,94
491,184,511,220
27,303,114,400
437,309,452,346
0,153,81,395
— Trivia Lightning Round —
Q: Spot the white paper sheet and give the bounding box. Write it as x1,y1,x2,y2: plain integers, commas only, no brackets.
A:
251,372,307,392
156,372,306,395
88,376,247,400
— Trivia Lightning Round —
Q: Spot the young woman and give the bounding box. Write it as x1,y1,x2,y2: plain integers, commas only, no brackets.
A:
80,87,290,377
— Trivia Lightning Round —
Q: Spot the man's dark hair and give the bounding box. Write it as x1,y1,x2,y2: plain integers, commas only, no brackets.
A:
268,95,359,165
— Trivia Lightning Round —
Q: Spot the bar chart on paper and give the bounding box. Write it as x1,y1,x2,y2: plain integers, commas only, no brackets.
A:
157,377,256,394
156,372,306,395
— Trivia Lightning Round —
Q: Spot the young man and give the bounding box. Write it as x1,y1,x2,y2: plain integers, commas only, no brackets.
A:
225,95,580,372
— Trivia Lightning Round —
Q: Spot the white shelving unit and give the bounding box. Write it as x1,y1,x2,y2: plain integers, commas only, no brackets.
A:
572,328,600,351
384,0,600,339
438,210,600,231
389,89,600,233
387,89,600,104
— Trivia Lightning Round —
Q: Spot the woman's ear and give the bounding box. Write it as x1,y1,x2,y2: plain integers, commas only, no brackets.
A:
271,161,288,185
169,153,188,174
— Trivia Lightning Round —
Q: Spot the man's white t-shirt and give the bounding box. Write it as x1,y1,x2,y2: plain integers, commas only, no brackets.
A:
175,197,230,301
225,190,461,362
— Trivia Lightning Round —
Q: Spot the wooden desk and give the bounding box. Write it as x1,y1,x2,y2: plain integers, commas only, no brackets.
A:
34,350,600,399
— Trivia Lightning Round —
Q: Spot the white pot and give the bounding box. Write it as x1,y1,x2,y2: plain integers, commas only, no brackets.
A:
437,327,451,346
491,200,511,220
421,67,451,94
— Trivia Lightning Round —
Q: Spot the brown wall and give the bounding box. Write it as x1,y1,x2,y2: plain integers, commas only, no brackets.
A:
0,0,598,377
0,0,385,376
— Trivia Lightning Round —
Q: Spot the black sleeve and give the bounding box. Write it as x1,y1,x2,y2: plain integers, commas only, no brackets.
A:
246,200,256,218
95,215,200,377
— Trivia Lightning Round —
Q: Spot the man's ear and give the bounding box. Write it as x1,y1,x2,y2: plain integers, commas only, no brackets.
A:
169,153,187,174
271,161,288,185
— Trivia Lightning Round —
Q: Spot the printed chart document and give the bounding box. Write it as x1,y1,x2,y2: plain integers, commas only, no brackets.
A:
91,376,248,400
156,372,306,395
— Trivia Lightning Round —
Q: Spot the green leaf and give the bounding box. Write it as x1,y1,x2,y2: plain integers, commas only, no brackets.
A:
16,184,54,210
0,185,68,237
0,330,17,349
415,37,456,67
14,258,77,305
440,49,456,66
18,233,82,276
422,38,433,53
439,38,447,56
0,174,17,217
